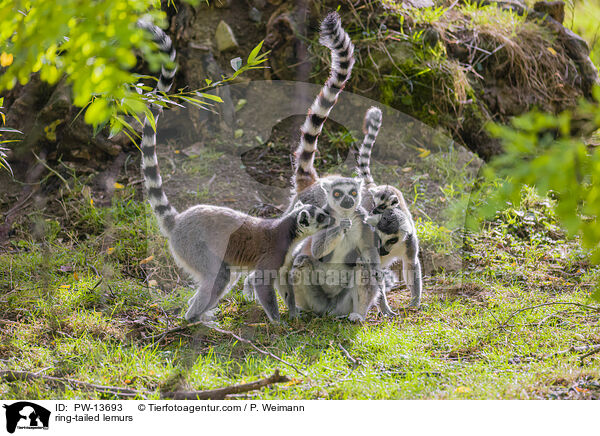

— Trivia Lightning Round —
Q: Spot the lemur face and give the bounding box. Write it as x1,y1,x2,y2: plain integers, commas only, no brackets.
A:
374,208,410,256
366,186,411,257
297,205,335,234
370,187,400,214
323,177,363,216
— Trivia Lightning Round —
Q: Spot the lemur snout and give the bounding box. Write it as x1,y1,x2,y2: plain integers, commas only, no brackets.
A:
340,197,354,209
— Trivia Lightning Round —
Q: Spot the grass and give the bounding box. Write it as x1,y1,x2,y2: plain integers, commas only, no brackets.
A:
1,161,598,400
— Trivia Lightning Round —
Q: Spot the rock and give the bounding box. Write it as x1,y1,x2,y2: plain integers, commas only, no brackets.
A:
215,21,238,52
533,1,565,24
249,7,262,23
252,0,266,9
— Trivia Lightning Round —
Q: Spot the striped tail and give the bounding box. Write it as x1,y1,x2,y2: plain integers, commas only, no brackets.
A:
293,11,355,193
137,20,178,234
356,107,382,190
136,19,177,93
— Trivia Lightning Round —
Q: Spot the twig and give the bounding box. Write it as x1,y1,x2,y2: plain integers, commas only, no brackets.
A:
143,321,306,376
0,369,291,400
0,370,144,398
580,344,600,361
337,343,360,368
32,151,71,192
544,344,600,361
503,302,600,327
161,370,290,399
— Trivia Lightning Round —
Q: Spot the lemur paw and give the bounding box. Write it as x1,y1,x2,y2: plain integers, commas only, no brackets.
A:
292,254,312,269
408,299,421,309
339,218,352,231
348,312,364,323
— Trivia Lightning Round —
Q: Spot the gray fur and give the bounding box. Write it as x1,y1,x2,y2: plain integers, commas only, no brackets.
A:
356,107,423,307
138,23,335,323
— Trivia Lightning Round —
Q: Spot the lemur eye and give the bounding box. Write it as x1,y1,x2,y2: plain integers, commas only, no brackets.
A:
387,237,399,246
317,214,325,223
350,190,357,197
391,198,399,206
333,190,342,198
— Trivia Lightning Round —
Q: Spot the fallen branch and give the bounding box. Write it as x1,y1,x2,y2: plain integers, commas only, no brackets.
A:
0,370,144,398
161,370,290,400
503,302,600,327
580,345,600,360
1,369,291,400
143,321,306,376
543,344,600,361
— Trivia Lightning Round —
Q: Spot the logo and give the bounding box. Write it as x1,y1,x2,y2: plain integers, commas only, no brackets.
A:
2,402,50,434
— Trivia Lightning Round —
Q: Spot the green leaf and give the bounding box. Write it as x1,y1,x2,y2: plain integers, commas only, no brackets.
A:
199,93,223,103
247,40,264,65
84,99,111,126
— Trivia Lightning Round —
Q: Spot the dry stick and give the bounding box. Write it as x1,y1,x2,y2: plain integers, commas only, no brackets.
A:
0,370,144,398
143,321,306,376
580,344,600,360
503,302,600,327
544,344,600,360
161,370,290,400
31,151,71,192
0,369,290,400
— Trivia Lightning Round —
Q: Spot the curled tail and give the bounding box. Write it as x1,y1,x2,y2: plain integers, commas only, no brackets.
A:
137,20,178,234
356,106,382,190
293,11,355,193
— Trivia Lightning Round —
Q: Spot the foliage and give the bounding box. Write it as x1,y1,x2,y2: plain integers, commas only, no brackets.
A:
0,97,19,174
0,0,268,141
477,86,600,299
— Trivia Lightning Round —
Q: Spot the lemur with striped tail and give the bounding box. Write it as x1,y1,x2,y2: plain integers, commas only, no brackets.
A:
245,12,387,321
358,108,423,308
137,20,335,323
288,108,406,319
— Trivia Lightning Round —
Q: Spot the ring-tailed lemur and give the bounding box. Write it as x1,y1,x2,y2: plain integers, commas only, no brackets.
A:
252,13,386,321
243,12,370,317
358,108,423,308
137,21,335,323
287,108,406,320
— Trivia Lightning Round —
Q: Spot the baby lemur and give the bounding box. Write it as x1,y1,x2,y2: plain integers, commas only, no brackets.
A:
137,21,334,323
358,108,423,308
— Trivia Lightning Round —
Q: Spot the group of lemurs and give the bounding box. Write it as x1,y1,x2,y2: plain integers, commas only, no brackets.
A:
137,12,423,324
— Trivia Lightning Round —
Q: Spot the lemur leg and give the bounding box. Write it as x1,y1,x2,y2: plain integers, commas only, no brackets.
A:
403,235,422,308
252,266,280,323
185,262,231,322
289,255,329,315
242,272,256,301
378,291,397,316
277,267,298,318
348,264,382,322
378,269,397,316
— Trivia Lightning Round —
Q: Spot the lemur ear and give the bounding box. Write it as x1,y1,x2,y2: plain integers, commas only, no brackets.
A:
355,177,364,188
321,179,332,190
298,210,310,227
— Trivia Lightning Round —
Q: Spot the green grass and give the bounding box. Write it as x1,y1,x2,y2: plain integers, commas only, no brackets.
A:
1,170,599,400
